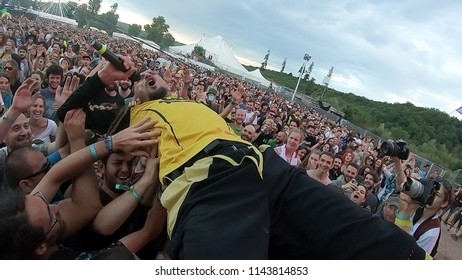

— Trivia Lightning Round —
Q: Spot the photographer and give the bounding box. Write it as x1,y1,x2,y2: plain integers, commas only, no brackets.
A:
385,140,455,257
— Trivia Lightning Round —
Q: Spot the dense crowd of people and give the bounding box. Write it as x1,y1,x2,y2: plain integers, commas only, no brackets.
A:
0,13,457,260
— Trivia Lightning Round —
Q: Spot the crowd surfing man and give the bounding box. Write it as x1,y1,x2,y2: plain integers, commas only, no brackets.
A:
57,56,430,260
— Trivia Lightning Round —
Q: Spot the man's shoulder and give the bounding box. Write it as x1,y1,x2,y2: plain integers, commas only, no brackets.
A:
0,146,7,160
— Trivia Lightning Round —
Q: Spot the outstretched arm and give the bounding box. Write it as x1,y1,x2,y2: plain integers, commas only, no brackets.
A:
31,117,159,238
92,144,161,235
0,78,39,141
57,56,137,134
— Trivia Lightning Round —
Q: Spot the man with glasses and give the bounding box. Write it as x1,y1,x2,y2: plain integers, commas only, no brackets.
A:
0,78,68,189
0,115,158,259
4,147,56,196
33,191,60,239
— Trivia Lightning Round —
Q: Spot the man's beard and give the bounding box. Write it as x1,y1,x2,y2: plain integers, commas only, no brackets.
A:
148,87,168,100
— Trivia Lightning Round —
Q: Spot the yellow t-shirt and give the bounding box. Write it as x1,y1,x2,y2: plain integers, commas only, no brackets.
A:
130,98,248,184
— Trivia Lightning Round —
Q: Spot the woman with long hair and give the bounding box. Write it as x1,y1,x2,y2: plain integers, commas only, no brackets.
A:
298,149,321,171
33,56,47,73
0,39,16,63
340,149,356,173
297,144,310,162
358,165,374,178
350,184,370,211
3,59,22,95
320,142,332,153
0,74,13,109
363,154,376,168
373,157,385,183
28,95,58,144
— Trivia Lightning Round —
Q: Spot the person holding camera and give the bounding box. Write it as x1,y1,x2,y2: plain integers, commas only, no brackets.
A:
387,140,455,257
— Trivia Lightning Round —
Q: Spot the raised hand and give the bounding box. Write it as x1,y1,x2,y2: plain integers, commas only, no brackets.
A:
11,78,40,113
182,68,193,84
231,85,245,103
140,141,160,187
55,74,81,109
63,109,86,142
112,117,160,158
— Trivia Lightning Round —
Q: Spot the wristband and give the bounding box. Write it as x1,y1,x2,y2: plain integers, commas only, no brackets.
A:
115,184,143,203
130,188,143,202
89,144,99,161
104,135,114,154
396,212,411,220
2,112,14,125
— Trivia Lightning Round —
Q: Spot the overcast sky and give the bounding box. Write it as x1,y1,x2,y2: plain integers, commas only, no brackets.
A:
95,0,462,119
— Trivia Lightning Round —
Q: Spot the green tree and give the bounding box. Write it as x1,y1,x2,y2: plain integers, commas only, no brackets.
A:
16,0,34,8
74,4,91,28
128,24,142,36
161,32,176,48
95,3,119,35
144,16,170,45
192,45,206,58
88,0,102,14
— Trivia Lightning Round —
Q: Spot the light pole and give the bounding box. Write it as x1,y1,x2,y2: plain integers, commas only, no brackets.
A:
291,53,311,102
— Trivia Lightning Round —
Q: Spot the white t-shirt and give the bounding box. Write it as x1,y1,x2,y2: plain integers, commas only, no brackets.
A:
410,215,441,255
32,119,58,144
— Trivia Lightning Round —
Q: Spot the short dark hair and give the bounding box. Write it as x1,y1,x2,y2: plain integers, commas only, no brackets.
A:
364,170,380,183
4,147,38,188
320,151,335,160
289,118,300,127
348,163,359,171
30,70,45,82
0,189,44,259
45,63,63,79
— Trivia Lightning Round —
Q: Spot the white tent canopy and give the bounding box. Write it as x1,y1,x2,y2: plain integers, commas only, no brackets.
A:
248,69,271,87
169,35,271,86
26,9,78,26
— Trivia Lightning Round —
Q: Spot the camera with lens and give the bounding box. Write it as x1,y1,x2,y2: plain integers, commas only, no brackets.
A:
402,178,440,207
378,139,410,160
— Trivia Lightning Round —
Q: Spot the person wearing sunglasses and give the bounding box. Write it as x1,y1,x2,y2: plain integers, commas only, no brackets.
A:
393,155,455,257
3,146,60,200
2,59,22,95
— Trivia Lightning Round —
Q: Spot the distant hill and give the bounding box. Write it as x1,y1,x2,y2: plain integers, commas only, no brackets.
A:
245,65,462,175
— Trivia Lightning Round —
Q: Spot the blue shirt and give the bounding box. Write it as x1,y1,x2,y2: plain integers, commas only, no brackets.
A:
40,87,59,124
